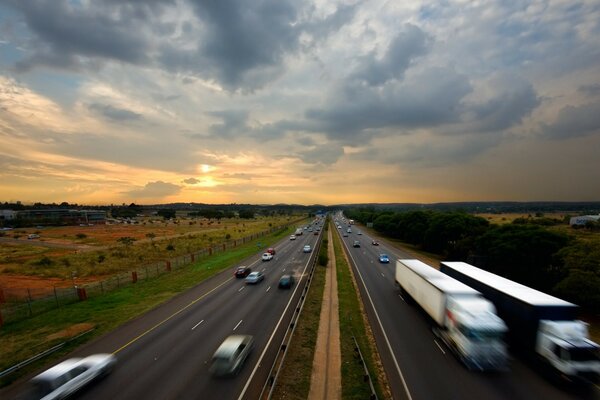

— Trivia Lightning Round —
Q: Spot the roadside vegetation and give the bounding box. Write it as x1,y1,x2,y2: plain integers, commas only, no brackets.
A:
345,208,600,315
0,226,293,387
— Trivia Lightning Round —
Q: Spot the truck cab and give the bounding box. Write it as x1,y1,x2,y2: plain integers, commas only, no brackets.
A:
536,320,600,382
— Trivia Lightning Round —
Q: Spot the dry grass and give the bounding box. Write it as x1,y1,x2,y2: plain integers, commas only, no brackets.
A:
0,216,298,284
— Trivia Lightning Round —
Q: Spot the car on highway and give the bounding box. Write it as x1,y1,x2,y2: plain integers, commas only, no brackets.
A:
278,275,295,289
267,247,276,255
27,234,40,239
357,231,362,235
235,266,252,278
245,271,264,284
261,252,273,261
209,335,254,377
303,245,311,253
343,232,348,237
346,228,352,233
29,354,116,400
371,240,379,246
379,254,390,263
353,241,360,248
290,234,297,240
314,231,318,235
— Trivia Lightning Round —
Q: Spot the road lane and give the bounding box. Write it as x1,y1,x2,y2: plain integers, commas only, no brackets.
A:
333,214,597,400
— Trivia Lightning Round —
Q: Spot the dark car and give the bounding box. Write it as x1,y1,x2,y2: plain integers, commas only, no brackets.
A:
278,275,295,289
353,241,360,248
235,266,251,278
267,247,276,255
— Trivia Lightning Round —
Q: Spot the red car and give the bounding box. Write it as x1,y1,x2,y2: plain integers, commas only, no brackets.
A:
267,248,276,255
235,266,252,278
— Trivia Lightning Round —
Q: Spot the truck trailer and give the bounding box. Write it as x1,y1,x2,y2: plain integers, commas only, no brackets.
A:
440,261,600,382
395,260,507,370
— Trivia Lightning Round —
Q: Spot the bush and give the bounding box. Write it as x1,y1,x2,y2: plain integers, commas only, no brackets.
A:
76,233,87,239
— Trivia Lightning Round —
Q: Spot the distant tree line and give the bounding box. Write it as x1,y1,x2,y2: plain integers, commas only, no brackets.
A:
345,207,600,312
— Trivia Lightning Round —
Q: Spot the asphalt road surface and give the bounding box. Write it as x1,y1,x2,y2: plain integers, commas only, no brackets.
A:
333,214,599,400
4,223,324,400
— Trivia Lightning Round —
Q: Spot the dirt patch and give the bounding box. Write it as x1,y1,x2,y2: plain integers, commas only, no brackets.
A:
0,274,101,289
46,323,95,342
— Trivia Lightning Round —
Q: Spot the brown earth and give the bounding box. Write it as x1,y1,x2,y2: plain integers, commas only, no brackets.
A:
46,323,95,341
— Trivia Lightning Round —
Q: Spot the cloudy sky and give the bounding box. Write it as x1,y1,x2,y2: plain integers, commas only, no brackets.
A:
1,0,599,205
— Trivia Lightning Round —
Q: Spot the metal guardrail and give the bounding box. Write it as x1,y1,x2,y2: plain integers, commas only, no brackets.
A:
259,230,324,399
0,328,94,379
352,335,378,400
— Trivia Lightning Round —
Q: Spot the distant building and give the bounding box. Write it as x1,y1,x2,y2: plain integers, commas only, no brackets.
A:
12,209,106,226
0,210,18,220
569,215,600,226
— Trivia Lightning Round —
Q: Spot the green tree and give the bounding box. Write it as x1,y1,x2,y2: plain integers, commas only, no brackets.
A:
117,236,137,248
475,224,570,291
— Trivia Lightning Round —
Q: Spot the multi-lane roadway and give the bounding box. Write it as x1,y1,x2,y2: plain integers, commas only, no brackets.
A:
333,214,598,400
5,224,323,400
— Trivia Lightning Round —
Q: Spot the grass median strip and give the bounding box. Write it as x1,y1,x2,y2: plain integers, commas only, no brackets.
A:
333,228,388,400
0,226,293,388
271,236,327,400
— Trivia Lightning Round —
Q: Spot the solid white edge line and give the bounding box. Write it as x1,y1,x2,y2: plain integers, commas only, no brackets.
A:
191,319,204,330
237,241,314,400
341,231,414,400
434,339,446,355
233,319,243,331
238,286,245,292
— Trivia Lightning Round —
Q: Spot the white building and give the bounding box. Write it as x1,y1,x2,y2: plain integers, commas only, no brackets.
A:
569,215,600,226
0,210,17,220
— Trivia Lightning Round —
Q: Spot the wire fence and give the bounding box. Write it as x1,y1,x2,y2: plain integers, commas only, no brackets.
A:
0,221,301,327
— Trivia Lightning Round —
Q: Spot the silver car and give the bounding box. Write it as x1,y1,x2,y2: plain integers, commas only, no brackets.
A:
245,271,264,284
210,335,254,376
29,354,116,400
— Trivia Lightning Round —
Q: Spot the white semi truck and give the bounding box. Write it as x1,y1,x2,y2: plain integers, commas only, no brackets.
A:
395,259,508,370
440,261,600,383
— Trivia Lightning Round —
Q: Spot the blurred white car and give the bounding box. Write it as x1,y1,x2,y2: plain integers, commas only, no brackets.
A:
245,271,264,284
290,235,297,240
30,354,116,400
261,252,273,261
303,245,311,253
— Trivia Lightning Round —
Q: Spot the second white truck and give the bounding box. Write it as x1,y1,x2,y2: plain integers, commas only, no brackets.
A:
395,259,508,370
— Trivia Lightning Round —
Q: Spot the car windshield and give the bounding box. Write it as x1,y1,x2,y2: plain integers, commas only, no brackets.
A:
567,346,600,362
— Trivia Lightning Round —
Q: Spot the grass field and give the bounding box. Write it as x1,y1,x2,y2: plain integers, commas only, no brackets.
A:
0,226,294,387
0,216,299,285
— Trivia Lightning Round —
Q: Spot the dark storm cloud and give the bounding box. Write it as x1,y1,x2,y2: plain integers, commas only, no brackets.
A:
123,181,181,198
207,110,250,138
541,101,600,140
7,0,165,72
350,24,430,86
6,0,357,91
305,67,472,140
463,75,540,133
88,103,142,122
578,84,600,98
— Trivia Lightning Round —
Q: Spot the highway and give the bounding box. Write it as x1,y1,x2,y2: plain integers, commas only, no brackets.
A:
333,215,598,400
6,223,323,400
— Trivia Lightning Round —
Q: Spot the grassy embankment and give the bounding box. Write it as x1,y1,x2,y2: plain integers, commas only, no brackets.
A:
0,225,294,388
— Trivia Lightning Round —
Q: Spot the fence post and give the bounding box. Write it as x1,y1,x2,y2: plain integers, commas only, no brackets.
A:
27,289,33,316
77,287,87,301
0,309,3,327
223,243,226,251
191,254,195,262
54,287,59,308
132,271,138,283
166,260,171,271
208,247,213,256
0,288,5,304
